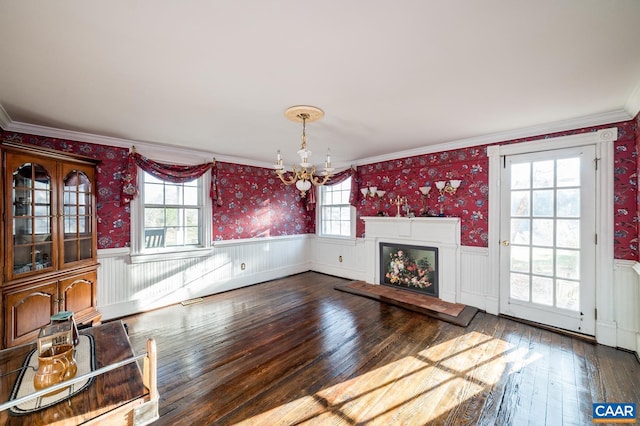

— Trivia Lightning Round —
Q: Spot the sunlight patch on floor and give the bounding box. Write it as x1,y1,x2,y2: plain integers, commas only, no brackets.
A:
234,332,537,425
233,395,327,425
435,332,514,386
506,347,544,374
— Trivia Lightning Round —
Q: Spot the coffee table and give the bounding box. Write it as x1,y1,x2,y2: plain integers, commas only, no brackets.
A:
0,321,158,425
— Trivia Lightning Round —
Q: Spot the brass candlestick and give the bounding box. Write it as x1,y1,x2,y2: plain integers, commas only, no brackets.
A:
392,195,407,217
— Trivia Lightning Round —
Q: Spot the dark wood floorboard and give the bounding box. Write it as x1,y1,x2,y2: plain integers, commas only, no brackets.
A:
117,272,640,425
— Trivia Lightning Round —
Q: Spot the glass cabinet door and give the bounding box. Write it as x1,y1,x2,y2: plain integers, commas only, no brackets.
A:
9,159,55,278
61,166,95,266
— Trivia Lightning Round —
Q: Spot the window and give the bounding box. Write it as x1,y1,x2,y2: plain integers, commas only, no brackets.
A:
142,172,203,248
319,178,353,237
130,170,212,262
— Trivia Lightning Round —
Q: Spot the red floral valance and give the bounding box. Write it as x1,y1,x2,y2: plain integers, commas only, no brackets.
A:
121,150,221,205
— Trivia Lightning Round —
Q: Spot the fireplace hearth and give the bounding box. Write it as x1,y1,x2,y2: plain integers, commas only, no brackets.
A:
380,242,438,297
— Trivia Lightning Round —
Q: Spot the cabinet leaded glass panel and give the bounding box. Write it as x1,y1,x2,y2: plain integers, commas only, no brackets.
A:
12,163,53,275
62,170,93,264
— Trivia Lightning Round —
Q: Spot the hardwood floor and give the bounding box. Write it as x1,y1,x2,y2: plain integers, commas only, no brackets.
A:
118,272,640,425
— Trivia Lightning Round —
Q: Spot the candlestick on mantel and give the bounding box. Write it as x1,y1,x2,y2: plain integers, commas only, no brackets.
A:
392,195,407,217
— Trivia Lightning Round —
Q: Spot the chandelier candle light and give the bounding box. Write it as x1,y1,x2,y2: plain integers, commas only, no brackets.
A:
274,106,334,197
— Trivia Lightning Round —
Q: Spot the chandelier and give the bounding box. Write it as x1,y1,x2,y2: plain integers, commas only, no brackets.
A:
274,105,334,197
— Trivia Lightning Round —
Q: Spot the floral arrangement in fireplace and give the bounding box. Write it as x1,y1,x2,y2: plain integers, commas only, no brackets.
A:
385,249,435,289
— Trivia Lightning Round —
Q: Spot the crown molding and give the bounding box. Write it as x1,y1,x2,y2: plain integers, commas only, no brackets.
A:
624,81,640,119
0,107,633,169
0,104,11,129
354,109,631,166
1,120,274,168
487,127,618,158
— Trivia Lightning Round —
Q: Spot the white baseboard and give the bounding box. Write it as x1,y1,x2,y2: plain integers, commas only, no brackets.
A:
616,326,639,353
459,290,484,310
596,320,618,347
309,262,367,282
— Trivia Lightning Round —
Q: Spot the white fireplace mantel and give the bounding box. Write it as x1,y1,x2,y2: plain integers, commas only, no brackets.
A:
362,216,461,303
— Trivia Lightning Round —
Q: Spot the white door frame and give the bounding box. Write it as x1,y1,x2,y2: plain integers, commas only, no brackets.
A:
487,127,618,345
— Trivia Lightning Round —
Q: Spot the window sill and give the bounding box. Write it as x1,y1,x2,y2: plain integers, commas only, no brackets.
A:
128,247,213,264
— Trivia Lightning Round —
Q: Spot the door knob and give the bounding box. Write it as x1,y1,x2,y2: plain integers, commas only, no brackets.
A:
501,240,510,246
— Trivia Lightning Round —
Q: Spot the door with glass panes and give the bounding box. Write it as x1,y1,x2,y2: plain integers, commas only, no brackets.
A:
499,145,596,335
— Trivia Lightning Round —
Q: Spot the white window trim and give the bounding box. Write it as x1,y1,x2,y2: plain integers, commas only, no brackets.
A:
316,182,356,240
128,168,213,264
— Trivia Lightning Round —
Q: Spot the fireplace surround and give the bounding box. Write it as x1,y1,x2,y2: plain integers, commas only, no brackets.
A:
362,217,461,303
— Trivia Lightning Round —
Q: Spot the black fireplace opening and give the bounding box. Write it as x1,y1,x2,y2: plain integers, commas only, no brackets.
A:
379,242,438,298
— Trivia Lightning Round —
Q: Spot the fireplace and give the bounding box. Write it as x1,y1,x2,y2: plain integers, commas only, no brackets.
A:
362,216,460,304
380,242,438,297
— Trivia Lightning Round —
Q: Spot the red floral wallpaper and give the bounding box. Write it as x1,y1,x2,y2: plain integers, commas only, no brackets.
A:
2,117,638,260
610,120,638,260
213,162,313,239
355,120,638,260
636,110,640,261
0,130,312,247
356,147,489,245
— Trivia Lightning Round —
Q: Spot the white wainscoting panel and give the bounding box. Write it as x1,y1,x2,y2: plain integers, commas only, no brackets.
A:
310,234,492,313
97,235,310,320
98,235,639,355
307,237,367,281
459,246,494,314
613,260,640,352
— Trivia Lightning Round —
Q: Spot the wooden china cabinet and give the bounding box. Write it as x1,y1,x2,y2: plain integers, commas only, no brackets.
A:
1,141,101,348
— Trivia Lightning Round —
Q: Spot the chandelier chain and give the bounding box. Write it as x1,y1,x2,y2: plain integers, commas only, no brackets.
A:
274,106,334,197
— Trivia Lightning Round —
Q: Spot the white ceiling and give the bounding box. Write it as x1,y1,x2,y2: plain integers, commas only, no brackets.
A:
1,1,640,168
